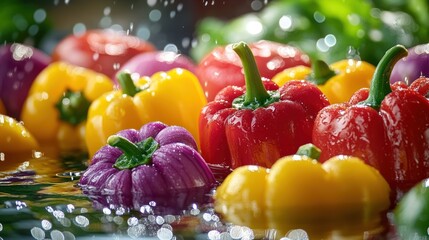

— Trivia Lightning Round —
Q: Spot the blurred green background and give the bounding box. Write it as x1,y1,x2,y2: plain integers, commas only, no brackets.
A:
1,0,428,64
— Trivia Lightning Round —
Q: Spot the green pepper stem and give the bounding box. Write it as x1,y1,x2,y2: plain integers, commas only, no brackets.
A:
108,135,159,170
231,42,280,109
55,90,91,125
296,143,321,160
360,45,408,109
108,135,143,157
233,41,271,105
117,72,141,97
306,60,337,85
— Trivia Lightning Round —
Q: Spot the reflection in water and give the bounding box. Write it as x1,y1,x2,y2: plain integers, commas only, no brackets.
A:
0,143,399,239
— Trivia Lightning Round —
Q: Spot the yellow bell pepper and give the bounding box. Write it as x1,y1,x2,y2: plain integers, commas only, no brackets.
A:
21,62,114,151
272,59,375,104
85,69,207,157
215,144,390,232
0,114,38,153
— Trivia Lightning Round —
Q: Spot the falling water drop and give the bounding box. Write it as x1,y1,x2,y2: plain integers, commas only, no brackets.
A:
346,46,361,60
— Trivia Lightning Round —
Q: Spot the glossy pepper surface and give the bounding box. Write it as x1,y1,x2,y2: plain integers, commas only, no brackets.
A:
272,59,375,104
214,144,390,230
0,114,38,153
0,44,50,119
313,45,429,201
199,42,329,172
80,122,216,210
196,40,310,101
21,62,114,151
86,68,206,157
52,29,156,79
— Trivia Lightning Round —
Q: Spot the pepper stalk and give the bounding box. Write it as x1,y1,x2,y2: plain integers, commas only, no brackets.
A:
232,41,280,110
108,135,159,170
360,45,408,110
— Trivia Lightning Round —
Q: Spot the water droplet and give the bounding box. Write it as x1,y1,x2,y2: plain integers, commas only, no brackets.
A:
147,0,157,7
103,207,112,215
279,15,292,31
41,219,52,230
346,46,361,60
251,0,263,11
50,229,65,240
33,9,47,23
155,216,165,225
286,229,309,240
74,215,90,227
163,44,178,53
31,227,45,240
229,226,243,239
149,9,162,22
314,11,325,23
324,34,336,47
157,227,173,240
73,23,87,36
128,217,139,226
0,153,5,161
104,7,111,16
208,230,220,240
11,44,33,61
56,171,82,180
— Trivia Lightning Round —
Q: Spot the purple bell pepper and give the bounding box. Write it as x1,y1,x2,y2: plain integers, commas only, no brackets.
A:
115,51,197,82
79,121,216,211
391,43,429,85
0,44,50,119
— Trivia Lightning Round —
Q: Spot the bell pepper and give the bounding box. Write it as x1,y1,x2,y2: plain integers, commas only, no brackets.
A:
199,42,329,173
0,100,5,115
196,40,310,101
0,114,38,153
214,144,390,233
394,178,429,239
312,45,429,203
52,29,156,79
117,51,197,81
80,121,216,211
272,58,375,103
390,43,429,85
0,44,51,119
20,62,114,151
85,68,206,157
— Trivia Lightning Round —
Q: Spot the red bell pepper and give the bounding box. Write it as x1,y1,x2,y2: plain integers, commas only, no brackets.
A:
313,45,429,202
196,40,311,102
199,42,329,173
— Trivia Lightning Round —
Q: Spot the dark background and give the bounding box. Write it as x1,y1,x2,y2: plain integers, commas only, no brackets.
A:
1,0,270,55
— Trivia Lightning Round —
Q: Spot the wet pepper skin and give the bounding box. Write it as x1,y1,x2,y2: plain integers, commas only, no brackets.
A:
214,145,390,229
86,68,207,158
21,62,114,151
199,42,329,171
313,45,429,201
272,59,375,104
